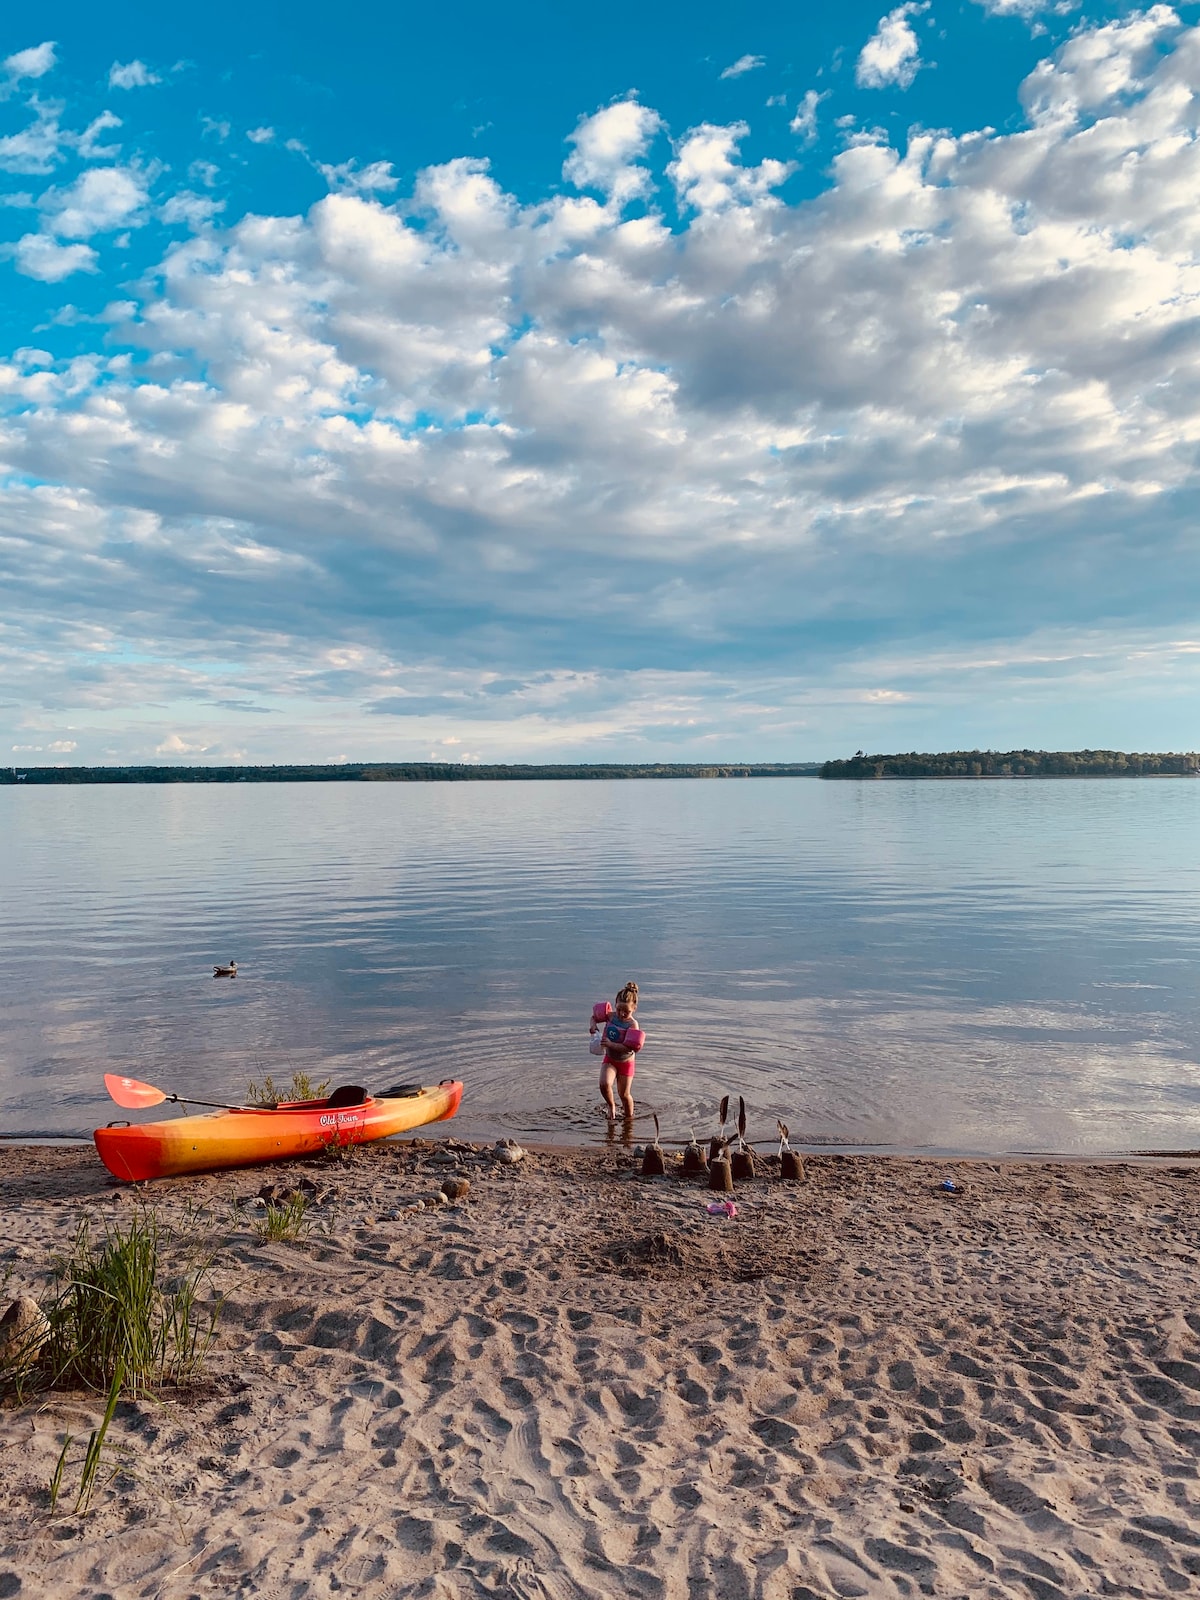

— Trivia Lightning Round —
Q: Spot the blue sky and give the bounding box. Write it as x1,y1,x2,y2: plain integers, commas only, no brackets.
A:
3,2,1199,763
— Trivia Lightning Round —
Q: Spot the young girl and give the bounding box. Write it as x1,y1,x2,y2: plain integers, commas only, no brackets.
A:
590,980,645,1123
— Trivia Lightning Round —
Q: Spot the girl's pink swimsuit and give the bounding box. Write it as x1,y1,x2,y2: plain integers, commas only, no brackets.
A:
603,1017,639,1076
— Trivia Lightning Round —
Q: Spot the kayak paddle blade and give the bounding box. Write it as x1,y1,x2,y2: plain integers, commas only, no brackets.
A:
104,1073,168,1109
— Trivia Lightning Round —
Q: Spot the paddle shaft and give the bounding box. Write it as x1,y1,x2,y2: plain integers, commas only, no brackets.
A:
160,1092,248,1111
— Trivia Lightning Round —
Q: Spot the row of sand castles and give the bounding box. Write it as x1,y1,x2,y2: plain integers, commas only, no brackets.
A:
640,1096,806,1189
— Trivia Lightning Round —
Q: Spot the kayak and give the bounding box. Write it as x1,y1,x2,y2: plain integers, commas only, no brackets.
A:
93,1080,464,1182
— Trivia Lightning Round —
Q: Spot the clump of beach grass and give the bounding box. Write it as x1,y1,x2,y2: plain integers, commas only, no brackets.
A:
246,1070,330,1106
252,1191,311,1243
0,1208,223,1519
10,1207,223,1398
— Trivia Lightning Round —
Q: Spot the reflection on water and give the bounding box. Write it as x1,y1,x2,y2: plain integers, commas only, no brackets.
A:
3,779,1200,1153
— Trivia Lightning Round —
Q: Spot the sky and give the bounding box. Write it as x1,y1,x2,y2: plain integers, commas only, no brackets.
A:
3,2,1200,765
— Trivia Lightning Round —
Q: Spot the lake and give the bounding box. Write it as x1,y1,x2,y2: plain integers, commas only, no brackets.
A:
3,778,1199,1154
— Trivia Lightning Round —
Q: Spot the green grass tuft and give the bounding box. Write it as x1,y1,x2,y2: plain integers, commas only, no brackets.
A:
246,1070,330,1106
38,1207,221,1394
252,1192,311,1243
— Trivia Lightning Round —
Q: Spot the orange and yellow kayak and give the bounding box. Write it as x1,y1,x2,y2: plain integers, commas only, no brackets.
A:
94,1081,464,1182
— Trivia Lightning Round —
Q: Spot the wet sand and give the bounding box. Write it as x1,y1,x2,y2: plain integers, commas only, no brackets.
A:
3,1140,1200,1599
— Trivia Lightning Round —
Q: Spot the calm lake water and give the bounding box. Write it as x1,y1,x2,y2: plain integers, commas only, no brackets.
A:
3,779,1200,1155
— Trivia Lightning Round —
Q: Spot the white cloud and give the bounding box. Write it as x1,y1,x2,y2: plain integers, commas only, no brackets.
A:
41,166,149,237
668,121,792,210
108,60,160,90
76,111,123,161
3,41,56,85
314,157,398,194
973,0,1075,16
158,190,225,228
563,99,663,205
720,55,765,80
155,733,210,756
856,3,929,90
0,104,67,174
790,89,827,143
12,233,97,280
246,126,275,144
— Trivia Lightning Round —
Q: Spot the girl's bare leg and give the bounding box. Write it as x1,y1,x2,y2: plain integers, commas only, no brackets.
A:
599,1065,618,1121
616,1072,635,1122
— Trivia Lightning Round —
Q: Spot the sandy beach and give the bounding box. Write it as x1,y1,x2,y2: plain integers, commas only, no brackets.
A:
3,1138,1200,1599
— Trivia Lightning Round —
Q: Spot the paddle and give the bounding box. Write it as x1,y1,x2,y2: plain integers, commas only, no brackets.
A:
104,1073,247,1113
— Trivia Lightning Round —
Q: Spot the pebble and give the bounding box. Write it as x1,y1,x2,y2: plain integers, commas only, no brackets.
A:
493,1140,525,1164
441,1177,471,1202
425,1190,448,1208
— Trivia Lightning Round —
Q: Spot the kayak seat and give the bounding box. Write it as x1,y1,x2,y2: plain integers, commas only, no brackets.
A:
378,1084,423,1099
326,1084,368,1109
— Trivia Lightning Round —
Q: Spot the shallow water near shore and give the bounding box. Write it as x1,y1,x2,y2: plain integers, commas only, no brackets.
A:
2,777,1200,1153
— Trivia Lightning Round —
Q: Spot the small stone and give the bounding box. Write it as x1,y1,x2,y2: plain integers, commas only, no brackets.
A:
0,1296,50,1369
441,1177,471,1202
493,1144,525,1165
425,1190,448,1208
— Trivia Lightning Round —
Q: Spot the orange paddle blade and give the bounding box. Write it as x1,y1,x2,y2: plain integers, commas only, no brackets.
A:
104,1073,167,1109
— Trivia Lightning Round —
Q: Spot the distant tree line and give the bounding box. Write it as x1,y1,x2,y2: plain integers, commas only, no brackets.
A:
1,761,824,786
820,750,1200,779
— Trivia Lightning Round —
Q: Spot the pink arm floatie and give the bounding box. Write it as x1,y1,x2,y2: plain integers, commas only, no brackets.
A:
624,1027,645,1051
592,1001,613,1024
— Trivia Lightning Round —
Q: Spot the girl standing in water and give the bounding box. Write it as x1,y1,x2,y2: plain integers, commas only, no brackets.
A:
590,980,645,1123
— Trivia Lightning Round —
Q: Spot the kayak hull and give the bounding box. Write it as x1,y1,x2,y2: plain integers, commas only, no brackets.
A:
93,1081,464,1182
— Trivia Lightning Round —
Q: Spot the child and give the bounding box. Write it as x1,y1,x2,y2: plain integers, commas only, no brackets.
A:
590,980,644,1123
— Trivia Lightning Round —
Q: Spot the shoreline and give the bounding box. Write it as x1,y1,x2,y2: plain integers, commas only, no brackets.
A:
6,1131,1200,1165
4,1141,1200,1597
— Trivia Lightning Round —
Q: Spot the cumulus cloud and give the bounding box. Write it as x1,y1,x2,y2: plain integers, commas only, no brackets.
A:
790,88,826,142
5,10,1200,758
563,99,663,205
3,40,56,86
246,126,275,144
41,165,149,237
856,3,929,90
668,121,792,210
0,104,67,174
720,55,765,80
108,60,160,90
12,233,97,280
314,157,398,193
973,0,1075,16
76,111,123,160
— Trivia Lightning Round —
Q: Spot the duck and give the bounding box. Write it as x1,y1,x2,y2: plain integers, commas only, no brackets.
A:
213,961,238,978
